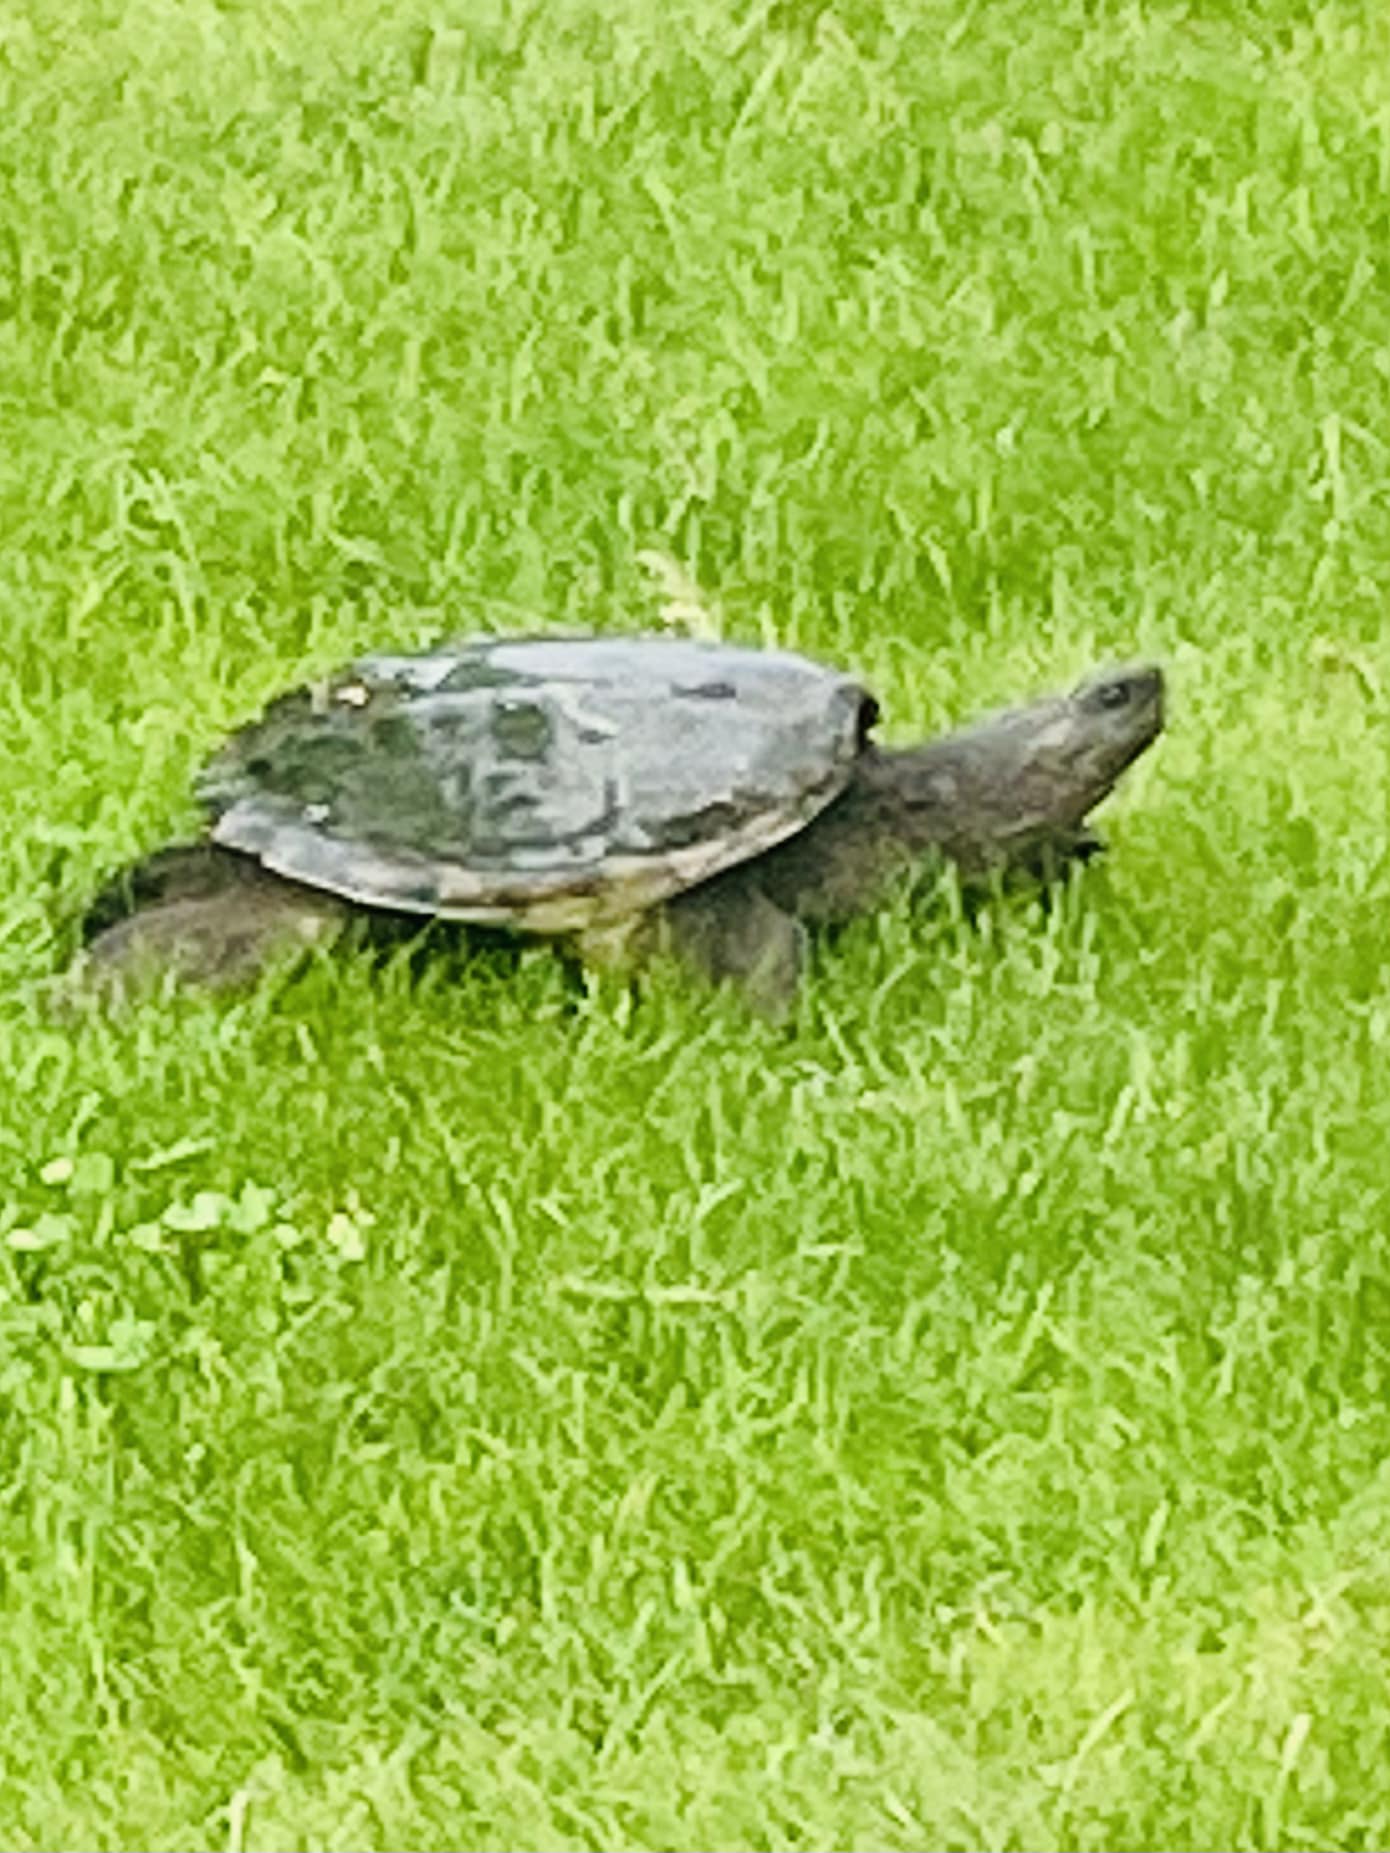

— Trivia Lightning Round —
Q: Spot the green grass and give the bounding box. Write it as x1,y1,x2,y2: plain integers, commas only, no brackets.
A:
5,0,1390,1845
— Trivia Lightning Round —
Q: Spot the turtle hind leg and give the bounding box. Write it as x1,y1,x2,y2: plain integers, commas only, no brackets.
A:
78,860,346,996
659,867,807,1021
81,843,284,941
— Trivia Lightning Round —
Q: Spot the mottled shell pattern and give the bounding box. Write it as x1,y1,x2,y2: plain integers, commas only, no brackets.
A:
197,636,875,932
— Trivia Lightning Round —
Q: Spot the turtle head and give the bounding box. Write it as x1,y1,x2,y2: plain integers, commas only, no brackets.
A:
879,660,1165,873
1057,661,1166,797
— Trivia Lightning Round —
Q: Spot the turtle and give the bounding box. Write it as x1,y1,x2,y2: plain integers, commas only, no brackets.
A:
75,634,1165,1014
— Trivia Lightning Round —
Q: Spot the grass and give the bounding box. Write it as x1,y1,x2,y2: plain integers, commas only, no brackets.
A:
4,0,1390,1845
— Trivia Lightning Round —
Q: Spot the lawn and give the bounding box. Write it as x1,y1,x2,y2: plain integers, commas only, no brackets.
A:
4,0,1390,1846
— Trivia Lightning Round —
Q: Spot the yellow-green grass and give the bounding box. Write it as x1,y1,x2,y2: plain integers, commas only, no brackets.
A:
5,0,1390,1846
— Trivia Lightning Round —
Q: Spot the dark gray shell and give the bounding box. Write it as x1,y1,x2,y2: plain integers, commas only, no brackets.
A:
198,636,874,930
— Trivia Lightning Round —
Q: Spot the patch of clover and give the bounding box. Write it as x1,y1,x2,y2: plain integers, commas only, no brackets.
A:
2,1144,375,1371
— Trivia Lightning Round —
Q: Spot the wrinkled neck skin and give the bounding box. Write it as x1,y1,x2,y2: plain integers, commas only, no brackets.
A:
754,679,1162,925
865,713,1119,867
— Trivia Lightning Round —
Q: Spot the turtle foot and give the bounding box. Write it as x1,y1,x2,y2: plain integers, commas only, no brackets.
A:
660,868,807,1021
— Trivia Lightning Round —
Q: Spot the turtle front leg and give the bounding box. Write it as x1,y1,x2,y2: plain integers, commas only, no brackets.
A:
77,860,347,997
659,866,807,1020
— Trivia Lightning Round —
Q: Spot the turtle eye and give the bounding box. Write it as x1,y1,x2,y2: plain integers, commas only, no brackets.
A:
1098,680,1130,710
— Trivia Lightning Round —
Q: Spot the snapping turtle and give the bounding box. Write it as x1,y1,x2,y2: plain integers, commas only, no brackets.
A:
78,635,1164,1011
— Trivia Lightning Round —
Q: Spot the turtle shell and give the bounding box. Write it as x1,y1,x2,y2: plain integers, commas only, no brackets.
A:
197,635,876,932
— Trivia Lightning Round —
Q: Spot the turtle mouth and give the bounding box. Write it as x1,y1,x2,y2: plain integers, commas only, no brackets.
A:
1121,669,1165,766
1126,664,1165,738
